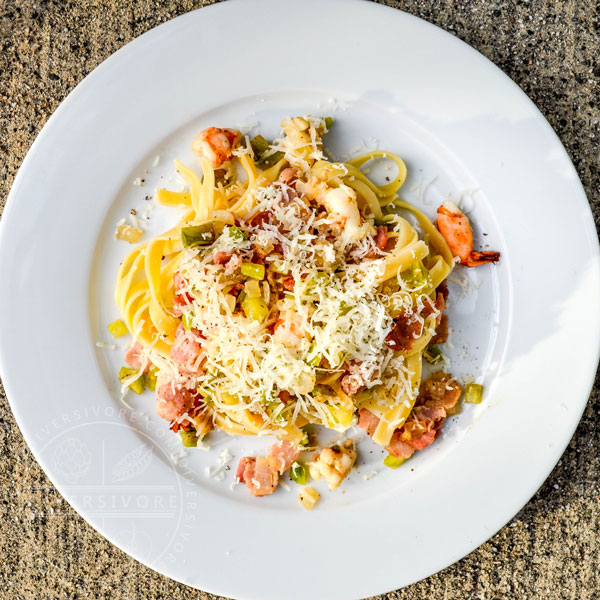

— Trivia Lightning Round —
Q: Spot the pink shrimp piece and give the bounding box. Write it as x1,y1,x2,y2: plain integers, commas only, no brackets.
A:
191,127,241,168
436,201,500,267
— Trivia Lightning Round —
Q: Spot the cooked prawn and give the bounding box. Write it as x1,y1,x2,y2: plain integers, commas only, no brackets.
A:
436,201,500,267
297,177,374,243
273,314,304,348
192,127,240,168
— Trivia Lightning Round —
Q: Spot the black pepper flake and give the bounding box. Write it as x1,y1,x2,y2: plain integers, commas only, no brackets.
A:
145,195,152,201
130,209,137,215
225,465,230,471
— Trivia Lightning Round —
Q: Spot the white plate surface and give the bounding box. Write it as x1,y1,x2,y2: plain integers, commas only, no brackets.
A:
1,1,599,599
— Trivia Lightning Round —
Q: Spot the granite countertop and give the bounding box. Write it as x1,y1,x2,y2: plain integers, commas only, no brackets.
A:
1,1,599,598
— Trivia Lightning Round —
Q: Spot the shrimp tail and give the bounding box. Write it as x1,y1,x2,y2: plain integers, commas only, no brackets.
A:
463,251,501,267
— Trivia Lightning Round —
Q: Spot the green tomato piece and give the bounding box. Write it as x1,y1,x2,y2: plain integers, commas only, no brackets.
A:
227,225,247,242
107,319,128,338
465,383,484,404
240,262,265,280
118,366,145,395
144,367,158,392
181,224,215,247
290,461,307,485
179,429,198,447
241,294,269,323
384,454,406,469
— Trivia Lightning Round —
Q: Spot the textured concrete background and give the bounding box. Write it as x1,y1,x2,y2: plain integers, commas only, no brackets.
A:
1,1,599,599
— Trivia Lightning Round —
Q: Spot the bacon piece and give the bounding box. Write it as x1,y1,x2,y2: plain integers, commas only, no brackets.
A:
419,371,462,410
236,457,254,482
237,439,300,497
385,311,422,352
267,440,301,474
212,250,241,273
340,372,364,397
413,405,447,423
213,250,232,265
278,390,293,404
437,281,449,302
236,456,279,497
155,381,197,422
361,372,462,460
375,225,389,251
278,167,298,187
358,408,380,437
224,253,242,274
282,276,295,291
404,429,437,451
431,313,449,344
172,272,193,317
124,341,148,373
385,431,416,459
170,323,202,373
248,211,272,228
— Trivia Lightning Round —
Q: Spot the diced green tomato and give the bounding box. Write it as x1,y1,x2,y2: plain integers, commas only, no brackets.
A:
240,262,265,280
179,429,198,447
181,313,194,330
119,366,137,379
181,224,215,247
107,319,128,338
249,135,270,155
307,353,321,367
405,260,430,288
144,366,158,392
445,400,462,417
374,218,391,227
269,260,288,274
118,366,145,395
290,462,307,485
384,454,406,469
241,294,269,323
465,383,484,404
228,225,247,242
424,345,444,364
266,401,284,419
305,344,321,367
323,116,333,129
258,151,284,169
244,279,262,299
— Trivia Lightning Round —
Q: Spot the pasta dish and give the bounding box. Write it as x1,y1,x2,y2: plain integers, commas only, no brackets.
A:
111,116,499,505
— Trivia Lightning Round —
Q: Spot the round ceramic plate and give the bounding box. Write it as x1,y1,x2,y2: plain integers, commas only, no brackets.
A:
1,1,599,598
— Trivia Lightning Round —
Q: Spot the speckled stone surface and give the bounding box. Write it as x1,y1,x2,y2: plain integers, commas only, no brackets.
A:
1,1,599,599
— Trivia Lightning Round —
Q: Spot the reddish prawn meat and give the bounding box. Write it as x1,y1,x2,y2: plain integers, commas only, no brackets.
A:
436,201,500,267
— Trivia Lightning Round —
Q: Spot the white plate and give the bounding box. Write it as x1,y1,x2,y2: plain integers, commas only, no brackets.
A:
1,1,599,598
